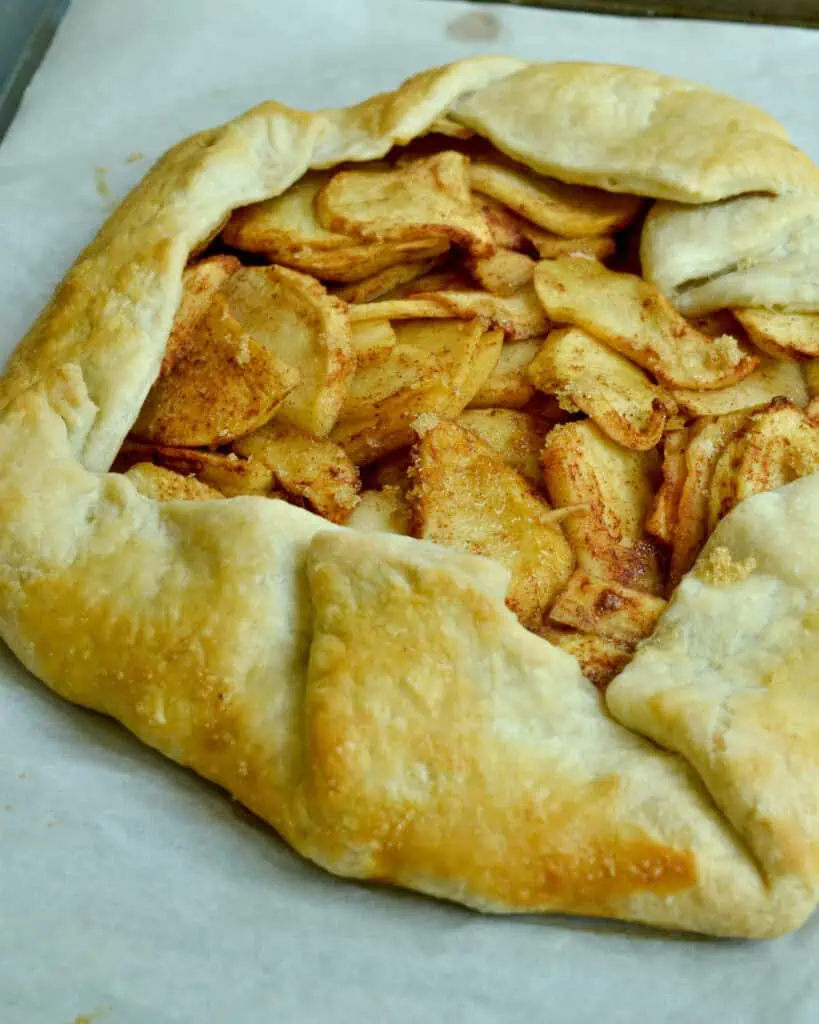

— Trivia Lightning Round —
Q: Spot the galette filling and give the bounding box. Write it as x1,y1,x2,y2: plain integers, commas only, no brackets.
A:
114,134,819,687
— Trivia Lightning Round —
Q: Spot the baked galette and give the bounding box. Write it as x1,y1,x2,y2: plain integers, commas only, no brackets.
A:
4,58,819,938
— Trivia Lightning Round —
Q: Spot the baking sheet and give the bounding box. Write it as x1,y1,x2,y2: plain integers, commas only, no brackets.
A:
0,0,70,141
476,0,819,29
2,1,819,1020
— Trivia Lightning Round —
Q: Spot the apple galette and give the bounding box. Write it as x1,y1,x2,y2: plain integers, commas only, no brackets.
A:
3,59,819,937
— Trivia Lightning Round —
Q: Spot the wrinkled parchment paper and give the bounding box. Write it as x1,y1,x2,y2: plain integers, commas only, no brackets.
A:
2,2,819,1021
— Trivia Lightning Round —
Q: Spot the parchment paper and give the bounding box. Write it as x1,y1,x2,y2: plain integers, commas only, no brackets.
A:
2,2,819,1021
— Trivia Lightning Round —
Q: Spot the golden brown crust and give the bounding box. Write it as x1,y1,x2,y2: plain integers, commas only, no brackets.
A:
2,57,819,939
451,62,819,202
607,475,819,906
301,532,806,936
641,194,819,316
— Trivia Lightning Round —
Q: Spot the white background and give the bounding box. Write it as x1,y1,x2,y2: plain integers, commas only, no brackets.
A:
1,2,819,1021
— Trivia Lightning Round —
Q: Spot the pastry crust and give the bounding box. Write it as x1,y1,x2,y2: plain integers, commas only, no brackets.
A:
641,193,819,315
3,57,819,938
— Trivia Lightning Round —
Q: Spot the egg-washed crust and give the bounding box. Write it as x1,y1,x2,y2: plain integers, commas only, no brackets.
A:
2,57,819,939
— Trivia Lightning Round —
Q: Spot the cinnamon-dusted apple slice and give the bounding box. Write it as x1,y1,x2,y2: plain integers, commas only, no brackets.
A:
117,441,277,497
740,400,819,500
473,192,616,261
677,306,802,416
349,320,396,368
538,625,634,690
474,193,532,251
234,422,360,523
667,412,750,588
125,463,223,502
412,284,549,341
163,254,240,372
646,428,689,544
707,399,819,532
334,257,442,304
331,345,450,464
534,256,758,390
672,357,807,417
390,269,475,297
468,338,543,409
409,421,573,628
733,308,819,360
224,172,348,254
132,294,300,448
527,326,674,451
528,232,616,261
470,156,643,236
452,329,506,411
299,240,450,284
338,345,440,423
471,193,565,260
347,299,458,323
457,408,550,486
542,420,662,595
351,284,548,341
221,265,355,437
223,171,447,282
549,570,667,645
393,319,502,414
346,486,412,535
317,151,494,256
706,432,747,534
467,249,535,296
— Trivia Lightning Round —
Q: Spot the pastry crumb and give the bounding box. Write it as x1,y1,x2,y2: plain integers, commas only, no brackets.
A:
412,412,440,436
696,546,756,586
94,165,111,200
